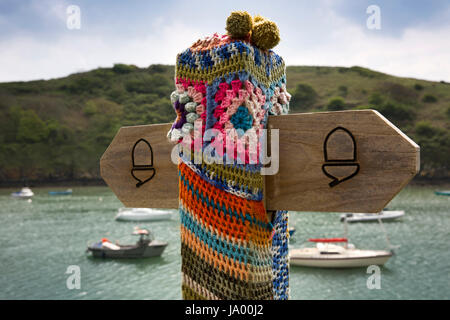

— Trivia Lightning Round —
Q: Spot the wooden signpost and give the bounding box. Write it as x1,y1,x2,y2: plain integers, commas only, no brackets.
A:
100,109,419,213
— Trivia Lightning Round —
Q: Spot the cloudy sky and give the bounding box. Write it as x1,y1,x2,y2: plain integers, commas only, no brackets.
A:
1,0,449,82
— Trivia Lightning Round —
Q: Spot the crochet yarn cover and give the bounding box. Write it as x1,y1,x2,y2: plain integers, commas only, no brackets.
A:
167,13,291,300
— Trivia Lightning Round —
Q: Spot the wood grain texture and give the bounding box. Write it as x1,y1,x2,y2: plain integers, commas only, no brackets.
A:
265,109,420,213
100,110,420,213
100,123,178,209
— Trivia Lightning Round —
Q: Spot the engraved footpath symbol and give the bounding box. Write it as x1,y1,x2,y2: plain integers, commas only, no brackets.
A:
322,127,360,187
131,138,156,188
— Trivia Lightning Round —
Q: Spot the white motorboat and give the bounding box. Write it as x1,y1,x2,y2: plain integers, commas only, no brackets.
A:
115,208,172,222
290,238,392,268
87,227,168,258
340,210,404,223
11,187,34,199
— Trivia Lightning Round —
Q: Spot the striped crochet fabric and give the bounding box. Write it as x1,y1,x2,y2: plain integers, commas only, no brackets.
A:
271,210,290,300
168,32,290,300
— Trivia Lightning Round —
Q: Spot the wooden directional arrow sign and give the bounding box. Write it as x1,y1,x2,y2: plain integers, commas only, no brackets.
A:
100,110,420,213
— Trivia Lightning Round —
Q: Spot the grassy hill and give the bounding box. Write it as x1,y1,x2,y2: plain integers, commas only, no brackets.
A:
0,64,448,185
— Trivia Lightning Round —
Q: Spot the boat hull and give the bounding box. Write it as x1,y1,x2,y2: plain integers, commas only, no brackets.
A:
290,248,392,268
115,209,171,222
49,191,72,196
290,254,392,268
88,242,167,259
11,194,33,199
340,210,404,223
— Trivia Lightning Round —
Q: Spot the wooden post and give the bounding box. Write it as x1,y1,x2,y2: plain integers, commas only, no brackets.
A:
99,108,419,300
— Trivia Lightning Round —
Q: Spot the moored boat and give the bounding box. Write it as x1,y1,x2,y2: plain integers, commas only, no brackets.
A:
115,208,172,222
290,238,392,268
48,189,72,196
289,227,296,237
87,227,168,259
435,190,450,196
11,187,34,199
340,210,404,223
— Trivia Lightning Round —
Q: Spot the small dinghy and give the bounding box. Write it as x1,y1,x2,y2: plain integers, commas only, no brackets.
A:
290,239,392,268
289,227,296,237
48,189,72,196
435,190,450,196
87,227,168,259
115,208,172,222
340,210,404,223
11,187,34,199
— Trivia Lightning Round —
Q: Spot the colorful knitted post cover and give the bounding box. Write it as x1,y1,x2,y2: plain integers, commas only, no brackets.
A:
167,12,291,300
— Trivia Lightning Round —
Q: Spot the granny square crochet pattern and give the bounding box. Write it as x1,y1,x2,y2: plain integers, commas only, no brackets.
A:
168,12,291,300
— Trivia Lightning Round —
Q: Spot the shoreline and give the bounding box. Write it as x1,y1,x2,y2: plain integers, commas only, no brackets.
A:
0,179,106,189
0,177,448,189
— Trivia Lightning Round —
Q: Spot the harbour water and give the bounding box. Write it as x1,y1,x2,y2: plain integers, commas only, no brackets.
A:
0,185,448,300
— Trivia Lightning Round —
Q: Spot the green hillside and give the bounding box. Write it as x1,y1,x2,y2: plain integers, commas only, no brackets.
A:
0,64,448,185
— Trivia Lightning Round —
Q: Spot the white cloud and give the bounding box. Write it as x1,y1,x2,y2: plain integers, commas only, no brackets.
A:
0,20,204,82
36,0,70,23
278,6,450,82
0,3,449,82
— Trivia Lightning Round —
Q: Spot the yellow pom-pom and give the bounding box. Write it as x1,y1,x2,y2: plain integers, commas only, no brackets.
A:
226,11,253,39
251,17,280,50
253,14,265,24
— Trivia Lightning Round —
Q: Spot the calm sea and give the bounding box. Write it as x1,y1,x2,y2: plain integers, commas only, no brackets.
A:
0,185,448,300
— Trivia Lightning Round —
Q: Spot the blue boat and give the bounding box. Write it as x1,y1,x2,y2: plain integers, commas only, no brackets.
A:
48,189,72,196
435,190,450,196
289,227,296,237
